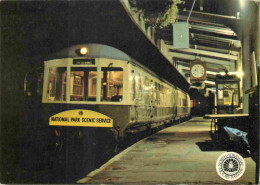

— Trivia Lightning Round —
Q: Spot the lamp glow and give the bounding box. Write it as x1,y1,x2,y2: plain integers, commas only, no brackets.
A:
80,47,88,55
240,0,245,8
236,71,244,78
219,71,244,77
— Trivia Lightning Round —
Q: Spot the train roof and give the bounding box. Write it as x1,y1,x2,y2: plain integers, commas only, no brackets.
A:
46,43,132,62
45,43,188,95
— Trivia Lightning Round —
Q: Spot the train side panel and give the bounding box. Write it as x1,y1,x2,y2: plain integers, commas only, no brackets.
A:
126,63,178,131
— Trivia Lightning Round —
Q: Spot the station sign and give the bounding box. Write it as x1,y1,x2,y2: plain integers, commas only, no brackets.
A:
49,109,113,127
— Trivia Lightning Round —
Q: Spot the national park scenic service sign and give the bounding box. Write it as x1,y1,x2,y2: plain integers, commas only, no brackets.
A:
49,109,113,127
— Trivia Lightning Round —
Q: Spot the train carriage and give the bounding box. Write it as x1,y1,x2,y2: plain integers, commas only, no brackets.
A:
41,43,190,139
21,43,191,178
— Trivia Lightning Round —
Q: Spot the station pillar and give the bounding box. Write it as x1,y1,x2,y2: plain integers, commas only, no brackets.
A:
242,29,250,114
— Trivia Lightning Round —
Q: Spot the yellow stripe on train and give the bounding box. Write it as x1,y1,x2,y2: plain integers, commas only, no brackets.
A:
49,109,113,127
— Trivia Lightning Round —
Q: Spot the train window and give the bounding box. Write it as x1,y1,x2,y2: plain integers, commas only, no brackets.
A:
183,98,187,106
70,67,97,101
145,76,149,86
155,82,160,105
138,74,142,91
133,75,136,100
101,67,123,102
47,67,67,101
135,74,141,100
24,70,43,97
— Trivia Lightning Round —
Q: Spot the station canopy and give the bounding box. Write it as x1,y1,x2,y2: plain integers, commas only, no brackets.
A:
120,0,247,91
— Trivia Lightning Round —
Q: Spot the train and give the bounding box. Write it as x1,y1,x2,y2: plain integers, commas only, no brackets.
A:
41,44,190,138
21,43,191,174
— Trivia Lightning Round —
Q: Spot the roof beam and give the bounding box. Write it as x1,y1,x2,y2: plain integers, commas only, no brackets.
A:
164,40,241,52
204,80,216,86
177,10,241,30
192,33,241,46
190,23,237,36
190,29,238,40
190,44,239,56
168,51,235,71
183,10,239,20
167,46,238,60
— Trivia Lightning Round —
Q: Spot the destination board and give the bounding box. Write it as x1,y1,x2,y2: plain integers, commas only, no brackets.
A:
73,59,95,65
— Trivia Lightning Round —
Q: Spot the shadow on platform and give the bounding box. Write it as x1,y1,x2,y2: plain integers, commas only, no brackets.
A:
196,140,227,151
196,140,251,158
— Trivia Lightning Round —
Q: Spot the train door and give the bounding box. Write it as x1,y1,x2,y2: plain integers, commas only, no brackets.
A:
144,76,152,121
134,72,142,121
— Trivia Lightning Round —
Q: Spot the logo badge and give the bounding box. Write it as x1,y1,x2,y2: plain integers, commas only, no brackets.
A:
216,152,246,181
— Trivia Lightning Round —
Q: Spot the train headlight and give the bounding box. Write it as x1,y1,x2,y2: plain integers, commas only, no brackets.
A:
80,47,88,55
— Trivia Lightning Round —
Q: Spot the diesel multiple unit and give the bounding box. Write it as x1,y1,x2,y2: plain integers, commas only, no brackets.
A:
42,44,190,139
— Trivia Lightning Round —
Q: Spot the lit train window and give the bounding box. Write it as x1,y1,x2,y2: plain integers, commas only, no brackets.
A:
143,76,150,104
135,74,141,101
101,67,123,102
70,67,97,101
145,76,149,86
133,74,136,100
47,67,67,101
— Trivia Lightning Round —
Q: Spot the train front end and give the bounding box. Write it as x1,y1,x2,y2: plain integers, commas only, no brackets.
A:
20,44,134,180
42,45,132,140
33,44,133,171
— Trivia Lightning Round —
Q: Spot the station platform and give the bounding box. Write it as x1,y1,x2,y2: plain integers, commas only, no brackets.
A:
77,117,256,184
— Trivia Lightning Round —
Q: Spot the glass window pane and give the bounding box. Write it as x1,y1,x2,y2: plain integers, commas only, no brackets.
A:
217,83,239,106
133,75,136,100
70,67,97,101
47,67,67,101
101,67,123,102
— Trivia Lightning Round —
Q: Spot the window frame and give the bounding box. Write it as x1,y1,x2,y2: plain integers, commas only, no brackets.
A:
100,67,124,102
42,58,127,104
70,67,98,102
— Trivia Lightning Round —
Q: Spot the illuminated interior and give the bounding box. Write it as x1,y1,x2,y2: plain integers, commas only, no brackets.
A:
70,67,97,101
101,67,123,102
46,66,123,102
47,67,67,101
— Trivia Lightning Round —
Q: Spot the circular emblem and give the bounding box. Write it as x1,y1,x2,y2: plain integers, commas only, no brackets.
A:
79,111,83,116
216,152,246,181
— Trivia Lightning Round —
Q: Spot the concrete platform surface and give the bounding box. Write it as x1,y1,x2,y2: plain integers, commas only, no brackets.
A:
77,117,256,184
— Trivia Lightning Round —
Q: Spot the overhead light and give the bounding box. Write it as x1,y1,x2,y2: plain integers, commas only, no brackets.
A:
240,0,246,9
219,71,244,77
236,71,244,78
